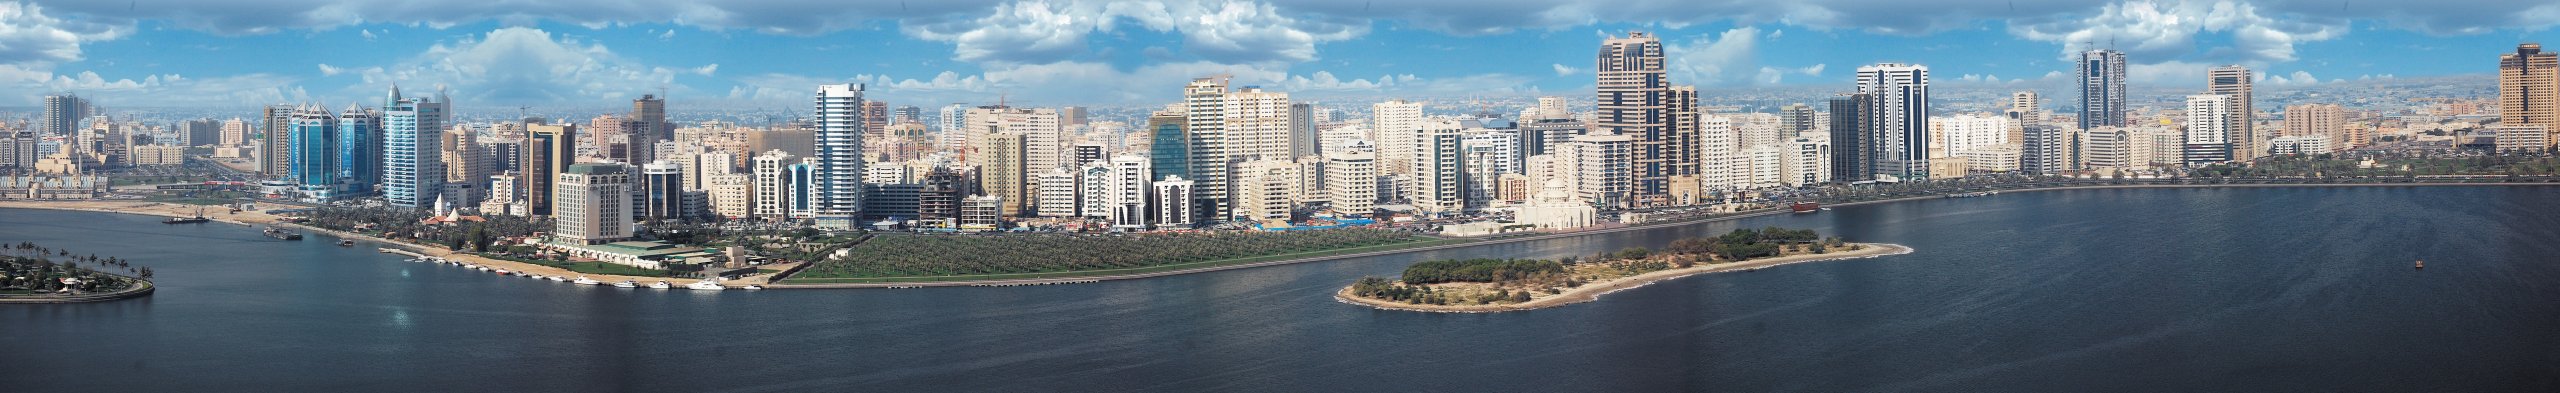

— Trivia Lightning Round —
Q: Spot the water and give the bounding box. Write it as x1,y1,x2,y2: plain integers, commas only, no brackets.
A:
6,187,2559,391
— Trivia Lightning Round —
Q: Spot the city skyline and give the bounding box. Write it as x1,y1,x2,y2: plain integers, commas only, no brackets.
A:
0,0,2551,108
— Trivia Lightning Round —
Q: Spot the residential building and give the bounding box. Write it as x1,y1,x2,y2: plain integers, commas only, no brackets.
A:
2185,94,2234,166
2500,43,2558,147
2209,65,2256,160
1325,148,1378,215
1859,63,1932,180
812,83,868,229
2079,49,2127,130
554,163,633,245
382,86,448,209
522,123,576,216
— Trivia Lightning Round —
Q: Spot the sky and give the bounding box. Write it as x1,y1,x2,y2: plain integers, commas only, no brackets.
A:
3,0,2555,110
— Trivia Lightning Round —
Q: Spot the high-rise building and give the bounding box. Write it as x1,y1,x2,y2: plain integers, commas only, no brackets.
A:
2184,94,2234,166
812,83,868,229
1035,167,1079,218
1230,158,1299,222
1555,131,1633,209
1104,155,1152,230
554,163,632,245
2079,49,2127,130
2283,104,2347,141
382,86,449,209
1289,102,1320,158
891,105,923,125
288,104,341,200
863,100,890,139
2020,124,2070,175
629,94,667,164
0,131,33,170
219,118,250,147
2501,43,2559,147
40,94,89,138
522,123,577,216
1596,32,1695,202
1827,94,1871,183
640,160,687,221
1695,114,1739,193
1371,99,1423,181
2208,65,2256,160
1412,119,1467,215
706,172,753,219
1152,176,1196,228
976,131,1027,217
1183,76,1232,220
1324,148,1378,215
262,105,294,174
1146,112,1190,182
1859,63,1931,180
1780,103,1818,135
751,150,796,219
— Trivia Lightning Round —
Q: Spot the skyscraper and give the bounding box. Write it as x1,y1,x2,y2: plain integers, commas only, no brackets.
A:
522,123,577,216
382,85,449,209
1780,103,1818,135
629,94,667,165
2079,49,2126,130
640,160,687,221
1412,119,1466,215
40,94,89,138
288,104,341,201
1183,76,1231,220
262,104,294,174
2208,65,2255,160
812,83,868,229
1827,94,1871,183
1858,63,1931,180
2184,94,2234,166
751,150,796,219
335,104,384,199
1146,112,1191,184
1371,99,1422,180
2020,124,2070,175
2501,43,2559,148
554,163,632,245
976,131,1028,216
1289,102,1320,158
1596,32,1694,202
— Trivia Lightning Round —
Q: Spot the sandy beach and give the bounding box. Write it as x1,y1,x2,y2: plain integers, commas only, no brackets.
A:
0,200,797,287
1337,243,1913,313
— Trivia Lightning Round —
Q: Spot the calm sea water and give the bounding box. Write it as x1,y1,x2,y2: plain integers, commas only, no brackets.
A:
6,187,2559,392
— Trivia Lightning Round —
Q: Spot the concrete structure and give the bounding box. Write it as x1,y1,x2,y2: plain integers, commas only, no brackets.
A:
2079,49,2127,130
958,195,1003,231
2494,124,2550,154
381,86,448,209
2185,94,2234,166
975,132,1027,216
750,150,796,219
1184,77,1233,220
1411,119,1467,215
1035,167,1079,217
1372,99,1422,180
640,160,687,221
2019,124,2071,175
1828,94,1871,183
2501,43,2558,147
2209,65,2257,160
2267,135,2335,155
1596,32,1696,202
522,123,577,216
554,163,632,245
1324,148,1377,215
1859,63,1932,180
1231,158,1299,222
1152,176,1195,228
1512,179,1597,230
1104,155,1152,230
131,145,185,166
706,172,752,219
1555,131,1632,209
812,83,868,229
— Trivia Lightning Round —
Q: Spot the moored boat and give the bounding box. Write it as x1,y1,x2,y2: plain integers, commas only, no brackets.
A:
613,280,638,288
1790,202,1820,214
262,227,304,240
648,281,672,289
686,281,726,291
742,285,764,290
572,276,600,285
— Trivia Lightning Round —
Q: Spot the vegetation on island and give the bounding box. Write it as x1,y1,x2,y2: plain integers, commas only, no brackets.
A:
1349,227,1852,307
791,229,1433,281
2,242,150,296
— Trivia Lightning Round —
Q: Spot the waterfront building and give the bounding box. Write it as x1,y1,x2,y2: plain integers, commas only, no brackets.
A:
1597,32,1698,202
1554,131,1632,209
2185,94,2234,166
751,150,796,219
481,172,522,216
2500,43,2558,148
706,172,752,219
1786,135,1831,186
958,195,1003,231
441,128,490,206
976,132,1028,217
1183,77,1233,220
2282,104,2346,141
554,163,633,245
1035,167,1079,218
1513,179,1597,230
288,104,341,201
812,83,869,229
41,94,88,139
2494,124,2550,153
1231,158,1299,223
2267,135,2335,155
1858,63,1931,181
1412,119,1467,215
262,104,294,174
640,160,688,221
522,123,577,216
2079,49,2127,130
1105,155,1152,230
2209,65,2257,160
1145,112,1190,187
1372,99,1422,181
382,86,448,209
1828,94,1872,183
1695,114,1739,193
2020,124,2071,175
1224,86,1294,164
1152,176,1196,228
1325,148,1378,216
1290,102,1320,158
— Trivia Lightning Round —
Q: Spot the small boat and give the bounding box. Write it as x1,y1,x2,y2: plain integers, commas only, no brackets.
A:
687,281,726,291
164,207,212,224
546,276,566,282
263,227,304,240
493,269,510,275
648,281,672,289
337,240,356,247
742,285,764,290
572,276,600,285
613,280,638,288
1790,202,1820,214
2416,259,2425,269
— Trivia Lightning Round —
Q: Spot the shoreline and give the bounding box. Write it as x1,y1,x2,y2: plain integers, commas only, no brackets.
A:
0,279,155,304
0,201,789,287
8,182,2554,289
1335,243,1913,313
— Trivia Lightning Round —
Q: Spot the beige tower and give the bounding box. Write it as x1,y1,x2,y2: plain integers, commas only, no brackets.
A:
2502,43,2560,148
2208,65,2255,160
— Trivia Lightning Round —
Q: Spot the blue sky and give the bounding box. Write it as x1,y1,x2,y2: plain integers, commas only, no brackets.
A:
3,0,2554,109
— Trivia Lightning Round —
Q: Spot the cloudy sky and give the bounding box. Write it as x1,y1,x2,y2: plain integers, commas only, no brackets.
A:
4,0,2554,109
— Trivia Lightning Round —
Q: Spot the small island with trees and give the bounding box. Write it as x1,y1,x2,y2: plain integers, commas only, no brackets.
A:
2,242,156,303
1337,227,1909,312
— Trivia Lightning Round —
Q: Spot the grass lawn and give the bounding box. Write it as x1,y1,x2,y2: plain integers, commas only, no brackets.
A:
782,237,1472,284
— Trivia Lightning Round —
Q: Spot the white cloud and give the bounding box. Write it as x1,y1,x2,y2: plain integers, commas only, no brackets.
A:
360,29,377,41
0,2,123,66
2010,1,2346,66
352,27,690,104
689,64,716,76
1551,63,1580,76
316,63,345,76
1666,27,1761,86
2258,70,2320,86
899,0,1362,66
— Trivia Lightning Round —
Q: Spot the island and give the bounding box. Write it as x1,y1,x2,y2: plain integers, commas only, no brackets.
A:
1337,227,1910,312
2,242,156,304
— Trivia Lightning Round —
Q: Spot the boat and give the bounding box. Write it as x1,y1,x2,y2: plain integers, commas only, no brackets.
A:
686,281,726,291
572,276,600,285
337,240,356,247
613,280,638,288
164,207,212,224
2416,259,2425,269
262,227,304,240
742,285,764,290
546,276,566,282
648,281,673,289
493,269,510,275
1790,202,1820,214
